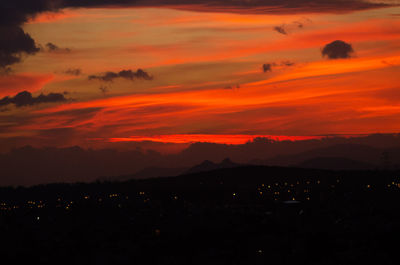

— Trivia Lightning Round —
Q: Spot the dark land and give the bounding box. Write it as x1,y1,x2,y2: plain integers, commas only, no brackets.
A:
1,165,400,264
2,133,400,186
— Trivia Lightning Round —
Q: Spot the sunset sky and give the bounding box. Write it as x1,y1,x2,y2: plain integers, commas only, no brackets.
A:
1,0,400,151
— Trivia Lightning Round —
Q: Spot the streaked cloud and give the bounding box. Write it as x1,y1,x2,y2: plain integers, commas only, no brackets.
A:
0,1,399,150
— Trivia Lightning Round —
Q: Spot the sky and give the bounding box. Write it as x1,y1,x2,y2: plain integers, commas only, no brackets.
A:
1,0,400,152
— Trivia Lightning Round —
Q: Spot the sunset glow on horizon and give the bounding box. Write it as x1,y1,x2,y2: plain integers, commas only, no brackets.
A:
106,134,325,145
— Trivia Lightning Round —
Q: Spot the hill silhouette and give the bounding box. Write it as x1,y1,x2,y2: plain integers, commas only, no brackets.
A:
298,157,375,170
110,167,187,181
186,158,241,174
1,134,400,186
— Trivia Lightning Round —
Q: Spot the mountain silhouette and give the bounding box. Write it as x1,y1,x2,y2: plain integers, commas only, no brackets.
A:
110,167,187,181
262,144,384,167
298,157,376,170
186,158,241,174
2,134,400,186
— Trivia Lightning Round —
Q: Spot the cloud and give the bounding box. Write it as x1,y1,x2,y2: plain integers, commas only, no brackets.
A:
64,68,82,76
150,0,391,14
46,42,59,51
273,18,312,35
273,26,287,35
281,60,295,66
321,40,354,59
0,26,40,71
0,91,67,108
263,61,295,72
263,63,273,72
89,72,118,82
99,86,109,95
44,42,71,53
0,0,54,70
224,84,240,89
0,0,392,70
293,21,304,28
88,69,153,82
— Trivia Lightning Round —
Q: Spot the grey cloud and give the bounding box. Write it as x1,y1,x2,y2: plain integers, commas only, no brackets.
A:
273,26,287,35
224,84,240,89
322,40,354,59
263,61,294,72
273,18,312,35
99,86,109,95
263,63,273,72
64,68,82,76
0,91,67,108
0,26,40,71
281,61,295,66
89,69,153,82
45,42,71,53
294,21,304,28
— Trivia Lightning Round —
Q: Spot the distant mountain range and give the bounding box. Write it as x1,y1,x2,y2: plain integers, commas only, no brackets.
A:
186,158,241,174
111,158,241,181
263,144,382,166
111,167,187,181
298,157,375,170
1,134,400,186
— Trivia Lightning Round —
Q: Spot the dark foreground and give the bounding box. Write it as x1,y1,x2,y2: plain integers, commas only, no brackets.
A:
1,166,400,265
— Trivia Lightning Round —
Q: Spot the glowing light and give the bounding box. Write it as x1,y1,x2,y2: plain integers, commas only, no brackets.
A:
108,134,321,145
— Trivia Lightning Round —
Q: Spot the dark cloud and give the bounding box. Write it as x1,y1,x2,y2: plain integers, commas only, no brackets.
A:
0,0,54,70
0,26,40,70
46,42,58,51
119,69,153,80
263,63,273,72
0,91,67,108
263,61,294,72
90,72,118,82
273,18,312,35
143,0,391,14
0,0,64,69
281,60,295,66
89,69,153,82
294,21,304,28
64,68,82,76
321,40,354,59
99,86,109,95
273,26,287,35
224,84,240,89
45,42,71,53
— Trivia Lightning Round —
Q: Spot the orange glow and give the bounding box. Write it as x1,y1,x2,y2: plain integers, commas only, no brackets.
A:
0,73,54,97
2,6,400,149
107,134,322,144
27,10,81,24
250,55,400,86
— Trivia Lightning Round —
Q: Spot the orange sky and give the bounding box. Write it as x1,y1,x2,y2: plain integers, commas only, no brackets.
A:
1,4,400,150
